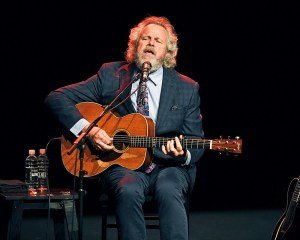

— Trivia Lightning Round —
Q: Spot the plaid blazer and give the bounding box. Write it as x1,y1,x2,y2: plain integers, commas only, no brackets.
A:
45,61,205,185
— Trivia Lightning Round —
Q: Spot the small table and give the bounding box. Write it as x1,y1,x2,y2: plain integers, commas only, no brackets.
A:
0,188,79,240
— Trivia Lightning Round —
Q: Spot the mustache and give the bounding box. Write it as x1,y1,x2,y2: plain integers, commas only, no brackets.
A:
143,47,156,55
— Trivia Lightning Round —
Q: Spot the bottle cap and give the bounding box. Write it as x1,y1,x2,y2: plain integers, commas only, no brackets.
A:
29,149,35,155
39,149,46,155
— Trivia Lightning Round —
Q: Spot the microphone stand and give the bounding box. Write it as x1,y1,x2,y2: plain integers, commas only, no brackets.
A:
66,72,142,240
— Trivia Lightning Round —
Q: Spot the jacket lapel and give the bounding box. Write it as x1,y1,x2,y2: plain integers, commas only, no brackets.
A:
155,69,177,129
115,64,136,115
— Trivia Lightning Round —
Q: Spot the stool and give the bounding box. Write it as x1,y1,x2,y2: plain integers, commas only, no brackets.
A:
0,188,78,240
99,192,160,240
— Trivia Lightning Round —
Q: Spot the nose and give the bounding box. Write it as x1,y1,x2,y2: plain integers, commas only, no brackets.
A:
148,38,155,46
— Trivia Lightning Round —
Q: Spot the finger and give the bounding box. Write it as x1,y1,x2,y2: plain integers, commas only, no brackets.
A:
101,137,112,145
98,141,114,151
97,143,114,151
169,140,177,153
167,140,173,152
162,145,167,154
95,131,113,146
174,137,183,151
99,129,113,141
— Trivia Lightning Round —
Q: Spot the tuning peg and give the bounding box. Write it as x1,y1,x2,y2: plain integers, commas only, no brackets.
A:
235,136,240,140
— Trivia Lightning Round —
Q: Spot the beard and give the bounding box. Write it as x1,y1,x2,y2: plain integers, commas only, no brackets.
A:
135,51,165,72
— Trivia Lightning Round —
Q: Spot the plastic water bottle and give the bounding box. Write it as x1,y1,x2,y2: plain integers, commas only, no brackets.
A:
25,149,38,192
37,148,49,192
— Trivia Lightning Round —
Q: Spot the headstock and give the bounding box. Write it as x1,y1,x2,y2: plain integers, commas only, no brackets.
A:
211,136,242,154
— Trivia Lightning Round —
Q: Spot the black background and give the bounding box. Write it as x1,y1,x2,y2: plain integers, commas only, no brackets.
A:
2,1,299,211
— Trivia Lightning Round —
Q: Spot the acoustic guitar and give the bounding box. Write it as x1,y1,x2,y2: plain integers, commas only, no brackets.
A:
61,102,243,177
271,175,300,240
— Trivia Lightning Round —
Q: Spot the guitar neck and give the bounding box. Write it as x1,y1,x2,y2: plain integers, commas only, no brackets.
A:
128,137,212,149
113,135,242,154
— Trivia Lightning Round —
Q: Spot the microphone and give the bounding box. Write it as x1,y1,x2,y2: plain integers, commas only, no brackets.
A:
141,61,152,82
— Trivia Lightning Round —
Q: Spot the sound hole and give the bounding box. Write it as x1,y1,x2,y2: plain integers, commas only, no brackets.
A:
113,131,129,152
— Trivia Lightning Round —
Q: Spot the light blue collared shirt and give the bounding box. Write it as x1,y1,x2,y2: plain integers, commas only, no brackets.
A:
131,67,163,123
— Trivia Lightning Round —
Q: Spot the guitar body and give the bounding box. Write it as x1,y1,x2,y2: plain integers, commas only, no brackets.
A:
61,102,155,177
60,102,242,177
272,176,300,240
272,205,300,240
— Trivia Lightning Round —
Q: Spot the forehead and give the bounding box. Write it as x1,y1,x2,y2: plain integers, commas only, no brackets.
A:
141,24,168,39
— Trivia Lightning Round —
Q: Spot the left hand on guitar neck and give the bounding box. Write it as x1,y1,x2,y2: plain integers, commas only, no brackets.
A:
161,135,188,163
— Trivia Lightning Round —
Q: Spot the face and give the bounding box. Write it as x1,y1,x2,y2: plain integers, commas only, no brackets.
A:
136,24,168,72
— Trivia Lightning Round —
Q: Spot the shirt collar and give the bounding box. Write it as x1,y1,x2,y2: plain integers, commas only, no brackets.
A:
133,66,163,86
149,66,163,86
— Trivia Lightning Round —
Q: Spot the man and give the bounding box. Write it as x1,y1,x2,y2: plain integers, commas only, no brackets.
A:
45,15,205,240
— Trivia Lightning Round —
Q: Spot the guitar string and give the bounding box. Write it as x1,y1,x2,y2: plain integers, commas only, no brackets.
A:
109,136,240,151
111,136,212,143
111,136,236,144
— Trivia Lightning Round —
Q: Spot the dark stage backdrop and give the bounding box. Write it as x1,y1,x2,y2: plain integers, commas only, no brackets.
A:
2,1,298,211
